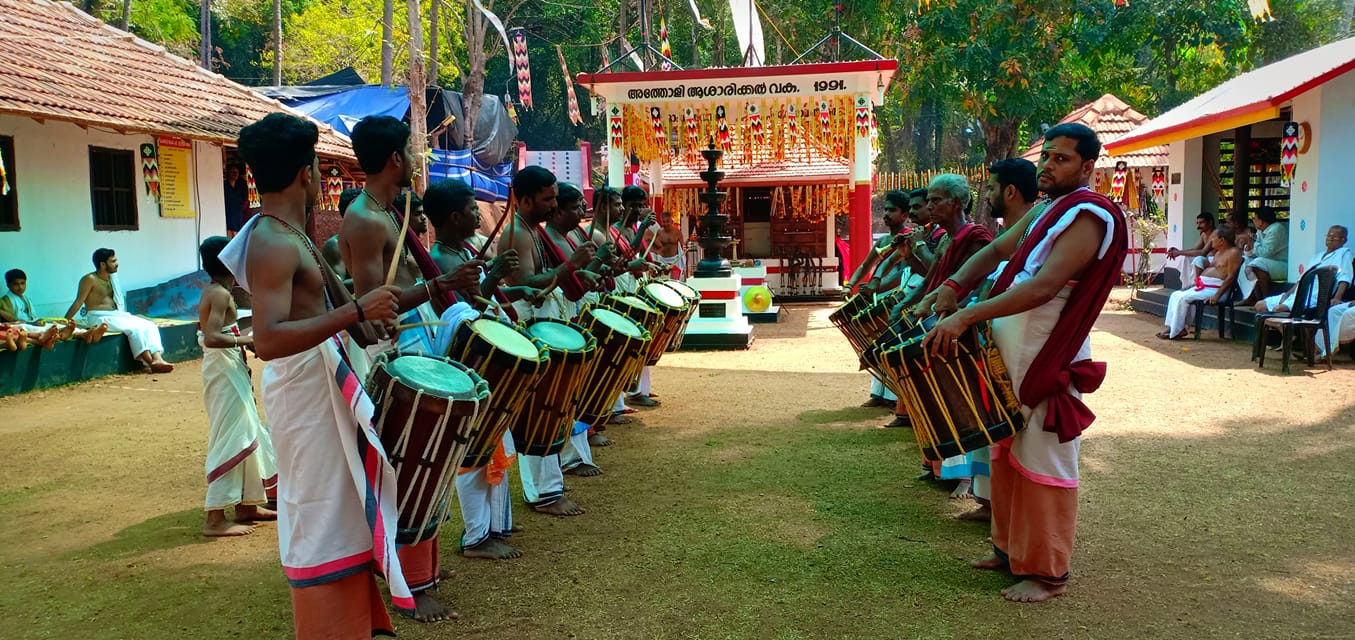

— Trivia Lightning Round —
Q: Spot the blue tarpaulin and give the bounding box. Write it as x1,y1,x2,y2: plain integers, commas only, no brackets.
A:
428,148,512,202
283,85,411,136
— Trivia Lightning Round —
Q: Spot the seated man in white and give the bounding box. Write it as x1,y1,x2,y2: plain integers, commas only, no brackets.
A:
1165,212,1217,289
1158,226,1243,340
1,268,107,346
1253,225,1352,314
1237,207,1288,306
63,248,173,373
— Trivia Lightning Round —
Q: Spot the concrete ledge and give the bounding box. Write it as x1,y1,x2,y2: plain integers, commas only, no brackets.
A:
744,306,784,324
0,322,201,396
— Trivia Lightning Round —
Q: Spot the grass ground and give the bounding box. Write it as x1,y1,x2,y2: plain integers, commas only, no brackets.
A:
1,303,1352,639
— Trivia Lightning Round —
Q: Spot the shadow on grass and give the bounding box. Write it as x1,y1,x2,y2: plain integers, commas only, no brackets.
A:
68,508,214,561
795,406,892,425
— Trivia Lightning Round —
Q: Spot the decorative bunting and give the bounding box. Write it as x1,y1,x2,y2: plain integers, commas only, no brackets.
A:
854,96,871,138
747,102,764,147
817,100,831,137
1248,0,1273,20
557,46,583,125
325,166,344,211
0,144,9,196
1151,167,1166,199
650,107,666,145
683,107,699,161
245,166,261,209
1280,120,1299,186
785,103,799,147
716,105,732,153
609,104,624,149
660,17,674,70
140,143,161,202
1110,161,1128,201
601,44,613,72
510,28,533,109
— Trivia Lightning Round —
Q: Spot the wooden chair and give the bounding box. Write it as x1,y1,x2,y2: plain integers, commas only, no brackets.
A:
1189,280,1241,340
1257,266,1337,374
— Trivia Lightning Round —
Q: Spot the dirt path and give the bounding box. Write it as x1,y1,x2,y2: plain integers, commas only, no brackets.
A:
1,303,1351,639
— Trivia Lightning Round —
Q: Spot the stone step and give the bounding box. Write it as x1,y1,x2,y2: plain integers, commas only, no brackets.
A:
1132,287,1259,342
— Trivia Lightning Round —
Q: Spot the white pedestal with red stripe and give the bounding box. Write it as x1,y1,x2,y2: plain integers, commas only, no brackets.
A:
680,274,754,349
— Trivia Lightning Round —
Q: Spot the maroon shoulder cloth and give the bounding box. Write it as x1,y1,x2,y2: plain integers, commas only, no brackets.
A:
987,189,1128,443
533,226,588,302
921,223,994,294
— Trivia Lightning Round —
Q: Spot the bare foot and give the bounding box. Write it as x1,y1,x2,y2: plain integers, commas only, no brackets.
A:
411,590,458,622
532,496,585,516
2,331,15,351
439,568,456,581
58,322,76,341
38,326,59,349
589,433,614,447
607,414,634,425
83,323,108,344
956,505,992,522
949,479,973,499
15,332,26,350
462,538,523,560
508,525,524,534
203,521,255,537
1001,579,1066,603
150,360,174,373
971,553,1008,571
915,469,937,482
234,504,278,523
564,463,604,477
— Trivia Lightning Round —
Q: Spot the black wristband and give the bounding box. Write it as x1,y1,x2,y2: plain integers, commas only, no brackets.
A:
354,300,365,323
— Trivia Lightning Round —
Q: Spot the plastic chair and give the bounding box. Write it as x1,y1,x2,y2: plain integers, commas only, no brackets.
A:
1190,280,1241,340
1258,266,1337,374
1251,265,1320,361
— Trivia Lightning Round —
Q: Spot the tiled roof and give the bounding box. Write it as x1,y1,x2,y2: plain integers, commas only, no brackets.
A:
1020,93,1168,168
0,0,353,159
652,153,850,188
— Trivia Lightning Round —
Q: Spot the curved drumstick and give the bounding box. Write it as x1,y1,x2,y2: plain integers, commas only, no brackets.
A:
474,187,516,261
385,190,413,286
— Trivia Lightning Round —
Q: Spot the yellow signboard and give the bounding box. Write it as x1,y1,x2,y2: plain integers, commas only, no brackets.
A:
156,136,195,218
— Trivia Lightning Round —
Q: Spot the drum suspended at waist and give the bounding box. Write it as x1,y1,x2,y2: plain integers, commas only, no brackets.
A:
573,305,652,429
445,318,549,469
509,320,597,456
366,351,490,544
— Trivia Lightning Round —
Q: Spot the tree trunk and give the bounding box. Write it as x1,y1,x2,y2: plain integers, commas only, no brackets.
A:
407,0,429,192
118,0,130,30
198,0,212,70
878,110,898,173
981,118,1019,164
462,0,487,152
272,0,282,85
931,102,944,170
429,0,441,82
382,0,395,86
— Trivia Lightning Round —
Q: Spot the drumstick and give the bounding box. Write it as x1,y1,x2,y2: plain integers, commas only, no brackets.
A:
473,294,507,317
394,320,449,331
474,187,516,261
385,190,413,286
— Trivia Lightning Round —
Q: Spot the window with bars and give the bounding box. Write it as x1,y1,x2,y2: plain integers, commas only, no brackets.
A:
0,136,17,231
90,147,138,230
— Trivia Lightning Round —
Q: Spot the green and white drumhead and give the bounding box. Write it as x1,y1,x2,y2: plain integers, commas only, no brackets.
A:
643,282,687,309
386,355,476,397
590,308,643,338
472,319,542,360
663,280,699,299
527,321,587,351
611,295,658,313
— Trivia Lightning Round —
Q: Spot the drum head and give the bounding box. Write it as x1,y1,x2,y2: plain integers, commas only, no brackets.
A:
643,282,687,309
611,295,658,313
526,321,587,351
589,308,643,338
663,280,698,299
473,319,542,360
385,355,477,397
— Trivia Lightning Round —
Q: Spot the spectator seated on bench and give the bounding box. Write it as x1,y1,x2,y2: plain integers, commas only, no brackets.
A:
1158,226,1243,340
1,268,107,349
63,249,173,373
1237,207,1289,307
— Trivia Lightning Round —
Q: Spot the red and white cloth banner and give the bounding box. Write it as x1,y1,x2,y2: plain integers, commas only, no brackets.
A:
510,27,533,110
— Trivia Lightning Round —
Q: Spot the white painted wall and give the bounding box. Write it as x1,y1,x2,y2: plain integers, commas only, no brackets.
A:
1293,69,1355,279
0,116,227,316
